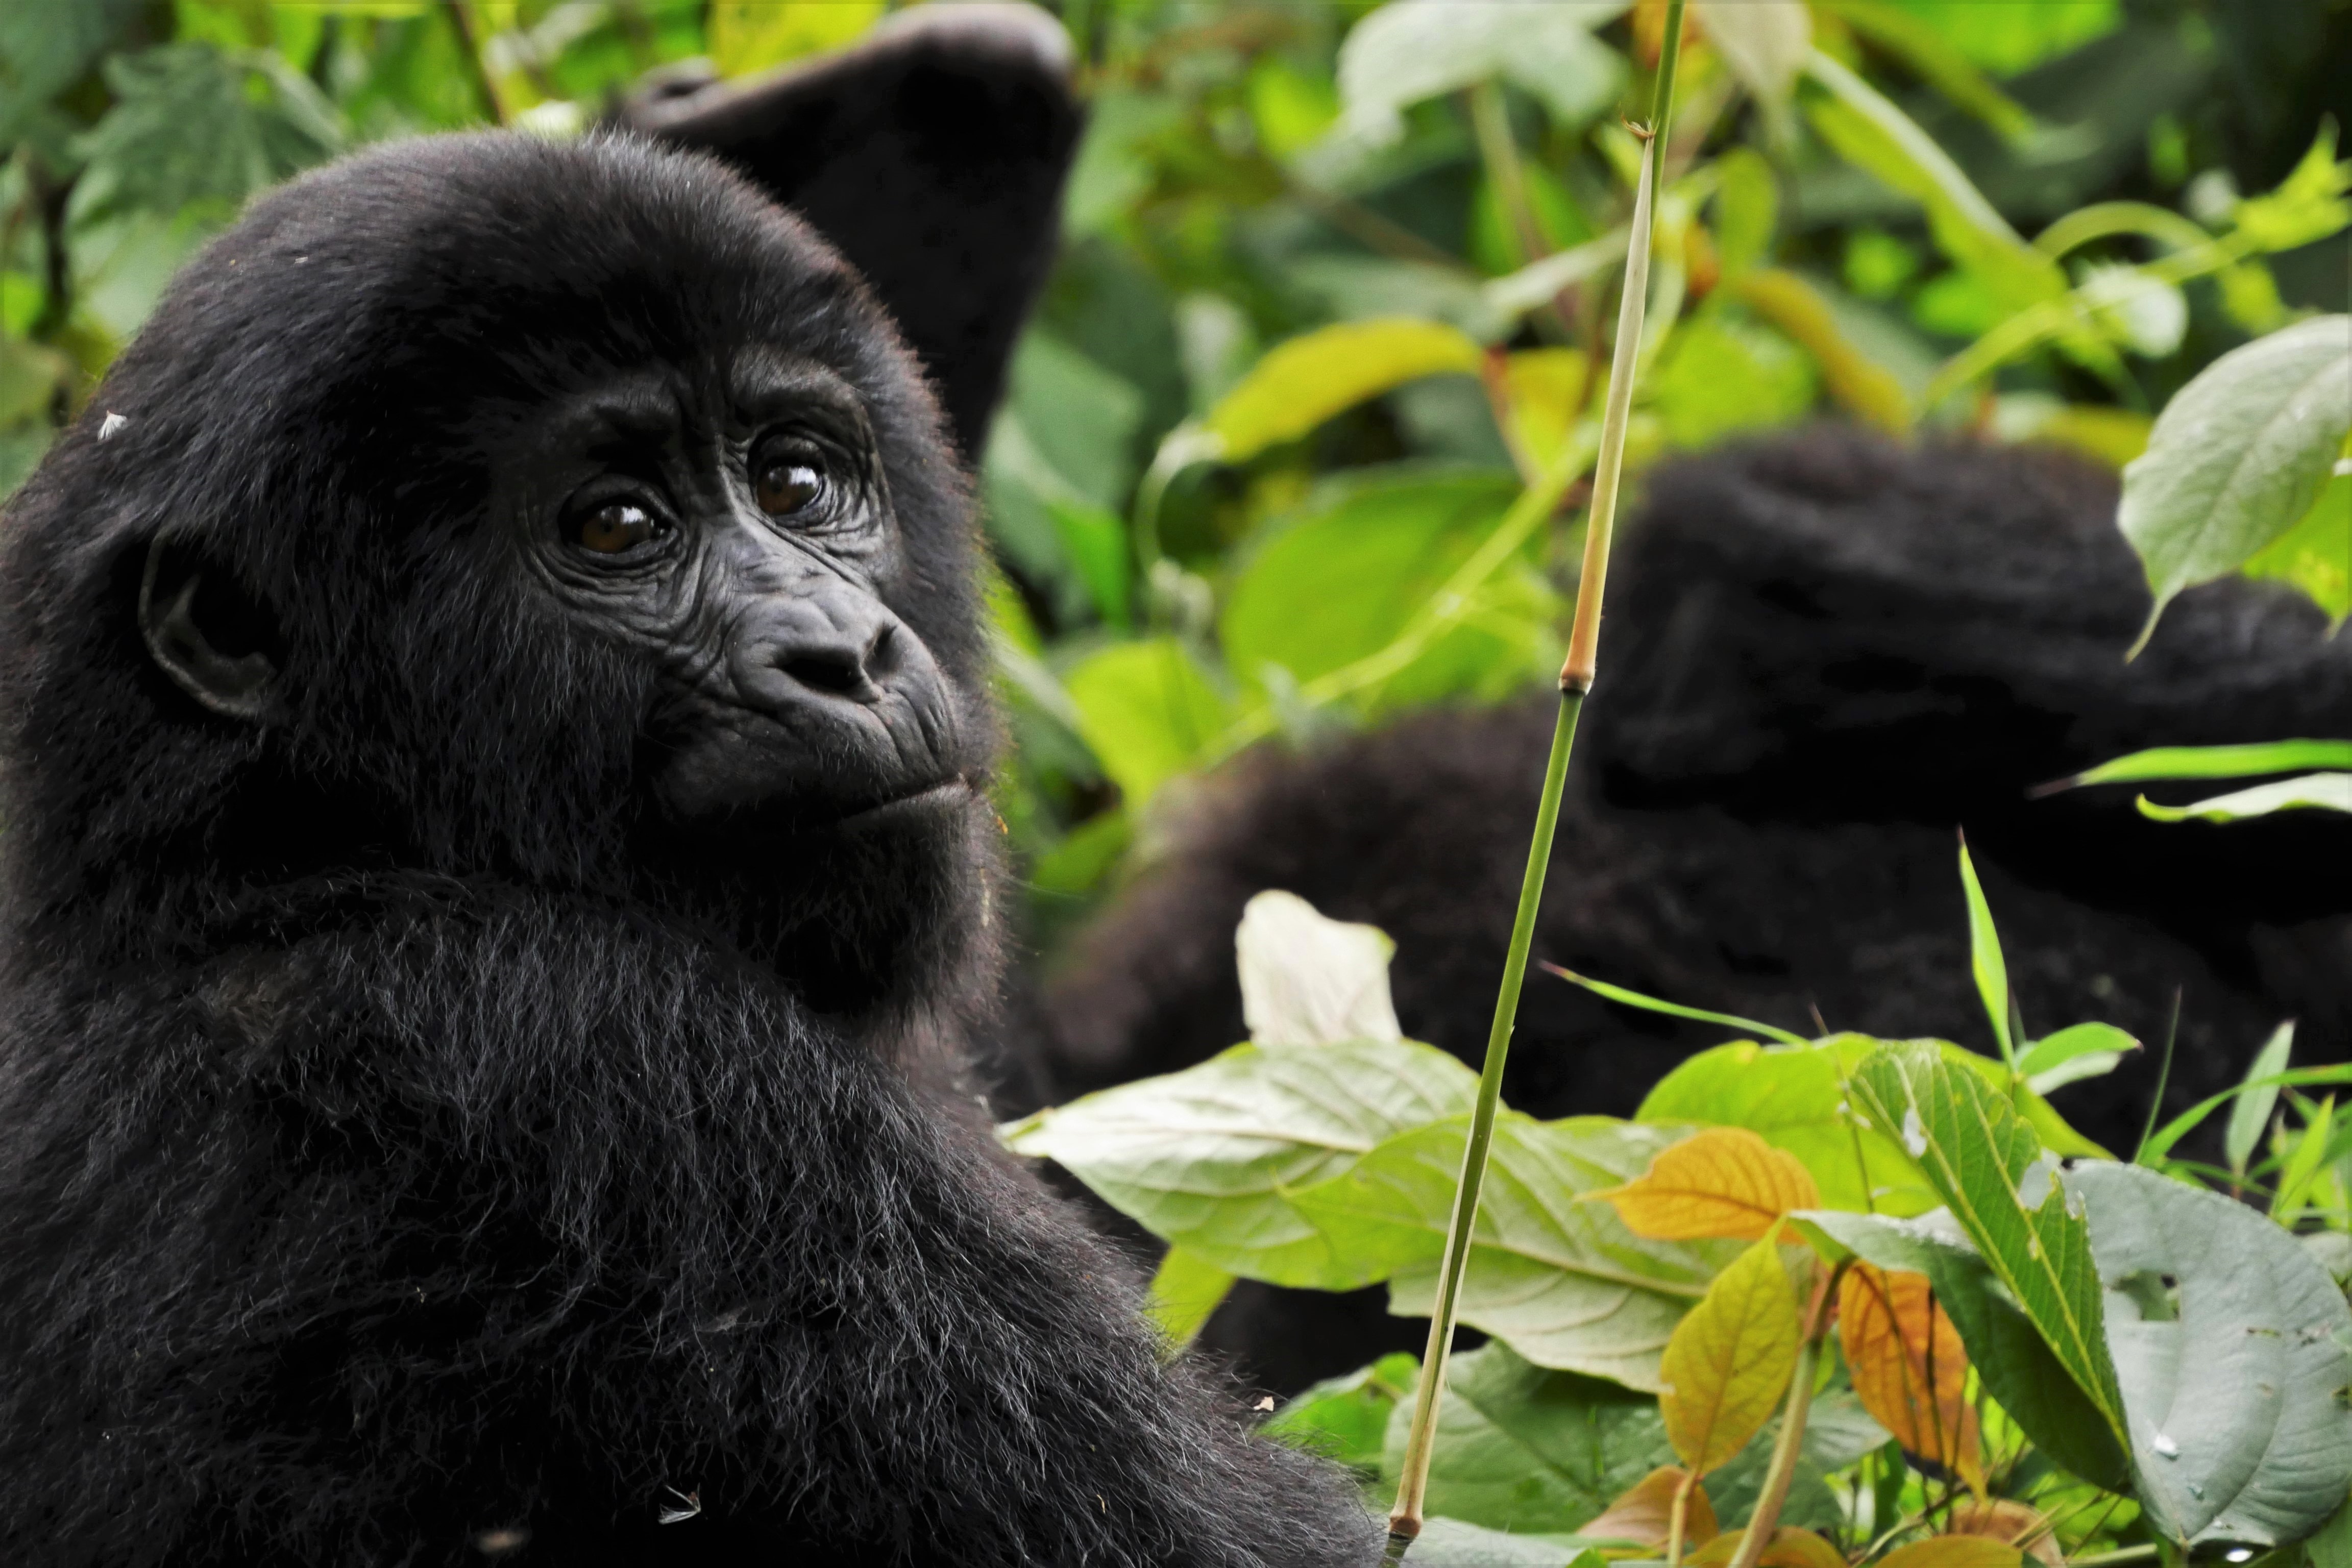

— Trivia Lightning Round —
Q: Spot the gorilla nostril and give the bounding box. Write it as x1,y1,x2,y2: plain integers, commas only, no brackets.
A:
780,647,868,698
864,624,900,681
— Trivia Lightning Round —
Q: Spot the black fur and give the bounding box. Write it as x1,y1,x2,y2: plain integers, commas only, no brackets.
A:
0,135,1375,1566
1036,431,2352,1391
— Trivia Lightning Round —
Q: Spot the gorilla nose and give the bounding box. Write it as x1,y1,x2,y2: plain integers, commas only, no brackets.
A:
777,621,896,701
753,590,905,707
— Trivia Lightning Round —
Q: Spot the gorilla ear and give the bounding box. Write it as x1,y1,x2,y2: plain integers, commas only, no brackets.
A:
138,535,280,722
623,3,1081,460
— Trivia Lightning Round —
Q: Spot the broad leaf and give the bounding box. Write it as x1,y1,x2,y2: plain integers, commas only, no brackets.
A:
1797,1208,2130,1489
2119,315,2352,634
1845,1045,2130,1450
2018,1022,2137,1096
1686,1530,1845,1568
1202,319,1483,462
1235,890,1402,1047
1063,638,1232,805
2244,469,2351,624
1694,1,1809,110
1295,1116,1738,1390
1337,0,1626,144
1411,1520,1602,1568
706,0,880,74
1265,1351,1418,1471
1837,1263,1983,1492
75,44,344,224
1877,1540,2020,1568
1001,1038,1476,1288
1591,1126,1820,1242
1380,1342,1672,1536
2065,1161,2352,1546
1658,1237,1802,1476
2137,772,2352,823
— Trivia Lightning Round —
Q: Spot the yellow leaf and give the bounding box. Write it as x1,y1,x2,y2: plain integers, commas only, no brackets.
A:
1947,1501,2062,1567
1732,268,1913,433
1582,1465,1717,1556
1203,319,1483,463
1592,1126,1821,1241
1687,1528,1848,1568
1499,348,1597,475
1660,1236,1803,1474
708,1,884,77
1878,1538,2021,1568
1837,1264,1984,1495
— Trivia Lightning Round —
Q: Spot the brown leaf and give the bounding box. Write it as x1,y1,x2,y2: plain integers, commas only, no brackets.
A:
1948,1500,2063,1566
1878,1538,2021,1568
1837,1263,1984,1494
1582,1465,1718,1555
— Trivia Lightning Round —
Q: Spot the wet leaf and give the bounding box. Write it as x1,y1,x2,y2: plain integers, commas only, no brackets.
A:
1659,1237,1802,1475
1591,1126,1820,1242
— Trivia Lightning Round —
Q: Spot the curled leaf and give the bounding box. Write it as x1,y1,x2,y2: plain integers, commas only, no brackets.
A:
1582,1465,1716,1554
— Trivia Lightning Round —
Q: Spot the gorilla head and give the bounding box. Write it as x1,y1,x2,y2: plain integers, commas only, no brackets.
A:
0,131,1376,1566
11,133,996,1018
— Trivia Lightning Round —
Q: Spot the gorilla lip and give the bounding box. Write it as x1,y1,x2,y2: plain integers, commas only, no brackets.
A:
836,774,971,827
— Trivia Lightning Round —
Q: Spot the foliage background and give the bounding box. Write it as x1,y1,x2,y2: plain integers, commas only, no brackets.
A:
1,0,2346,943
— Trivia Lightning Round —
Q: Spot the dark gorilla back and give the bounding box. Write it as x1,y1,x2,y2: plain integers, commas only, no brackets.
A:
1035,432,2352,1391
0,136,1376,1567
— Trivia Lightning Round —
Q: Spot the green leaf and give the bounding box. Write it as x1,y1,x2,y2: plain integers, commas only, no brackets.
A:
1145,1245,1235,1346
1379,1342,1672,1535
1546,966,1809,1048
1816,1,2031,140
1235,890,1403,1047
2136,773,2352,823
2119,315,2352,638
1845,1043,2130,1451
1795,1207,2130,1490
2064,1161,2352,1545
706,0,881,75
1659,1236,1803,1475
2230,1025,2305,1170
1202,320,1484,463
2244,468,2352,626
1711,146,1779,279
1002,1038,1477,1289
2018,1022,2137,1096
74,44,344,225
1800,51,2062,314
1410,1522,1601,1568
2049,739,2352,790
1638,1036,1936,1215
1294,1116,1739,1390
1062,638,1232,806
1957,840,2015,1067
2139,1063,2352,1167
1337,0,1626,144
1693,1,1810,110
1878,0,2118,75
1220,470,1560,718
1647,314,1818,450
1265,1351,1419,1471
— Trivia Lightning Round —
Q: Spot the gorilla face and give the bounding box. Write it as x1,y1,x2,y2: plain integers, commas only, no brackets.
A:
501,350,975,827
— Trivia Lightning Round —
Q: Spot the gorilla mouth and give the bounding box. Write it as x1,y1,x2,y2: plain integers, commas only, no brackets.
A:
835,774,973,827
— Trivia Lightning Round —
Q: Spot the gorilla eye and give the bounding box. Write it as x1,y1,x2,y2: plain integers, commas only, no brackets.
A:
574,501,666,555
755,458,825,519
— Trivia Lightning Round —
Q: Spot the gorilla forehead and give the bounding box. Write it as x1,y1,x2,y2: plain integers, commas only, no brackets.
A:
175,134,915,480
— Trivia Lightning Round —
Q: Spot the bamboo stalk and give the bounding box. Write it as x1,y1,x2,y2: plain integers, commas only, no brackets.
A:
1382,5,1687,1556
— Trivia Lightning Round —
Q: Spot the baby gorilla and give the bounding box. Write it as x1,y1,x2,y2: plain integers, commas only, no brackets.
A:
0,136,1376,1567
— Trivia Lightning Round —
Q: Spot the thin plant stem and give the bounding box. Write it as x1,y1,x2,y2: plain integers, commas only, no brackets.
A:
1723,1263,1840,1568
1382,4,1686,1557
1666,1470,1699,1568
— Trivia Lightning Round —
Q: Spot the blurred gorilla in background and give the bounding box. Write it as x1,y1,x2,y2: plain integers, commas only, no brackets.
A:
0,10,1383,1565
1032,431,2352,1390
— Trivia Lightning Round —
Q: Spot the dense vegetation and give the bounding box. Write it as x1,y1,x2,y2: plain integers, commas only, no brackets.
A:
3,3,2349,1566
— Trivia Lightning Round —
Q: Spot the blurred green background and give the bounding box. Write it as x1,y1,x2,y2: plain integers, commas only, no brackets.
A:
2,0,2346,950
